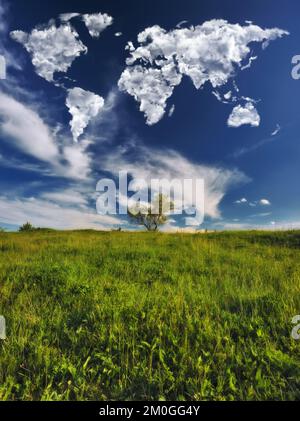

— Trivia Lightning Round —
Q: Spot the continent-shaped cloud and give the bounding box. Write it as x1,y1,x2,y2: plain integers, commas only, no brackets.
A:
10,13,113,140
11,23,87,82
82,13,113,38
60,12,114,38
10,12,113,83
66,87,104,142
227,102,260,128
118,20,288,125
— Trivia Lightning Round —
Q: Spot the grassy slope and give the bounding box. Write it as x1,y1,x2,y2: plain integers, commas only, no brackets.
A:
0,230,299,400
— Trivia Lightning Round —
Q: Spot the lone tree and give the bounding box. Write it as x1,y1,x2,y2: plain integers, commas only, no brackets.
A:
128,193,174,232
19,222,35,232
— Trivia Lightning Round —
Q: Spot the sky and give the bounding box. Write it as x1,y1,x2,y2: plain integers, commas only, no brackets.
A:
0,0,300,231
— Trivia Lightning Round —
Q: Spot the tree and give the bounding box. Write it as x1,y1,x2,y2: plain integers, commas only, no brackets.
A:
128,193,174,232
19,222,35,232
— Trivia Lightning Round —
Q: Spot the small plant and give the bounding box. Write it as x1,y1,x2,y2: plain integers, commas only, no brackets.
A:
19,222,36,232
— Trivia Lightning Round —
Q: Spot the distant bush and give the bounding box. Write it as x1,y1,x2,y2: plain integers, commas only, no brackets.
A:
18,223,55,233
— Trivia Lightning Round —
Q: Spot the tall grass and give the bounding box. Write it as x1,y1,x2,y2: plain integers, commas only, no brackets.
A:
0,230,299,400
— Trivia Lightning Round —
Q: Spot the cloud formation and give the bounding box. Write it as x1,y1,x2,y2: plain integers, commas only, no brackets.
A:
119,20,288,125
59,12,113,37
234,197,271,207
11,22,87,82
227,102,260,128
82,13,113,38
235,197,247,204
66,87,104,142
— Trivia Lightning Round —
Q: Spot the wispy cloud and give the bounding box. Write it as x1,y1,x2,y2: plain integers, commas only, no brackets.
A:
211,219,300,231
271,124,281,136
0,91,59,161
0,91,93,180
99,140,248,221
249,212,272,218
231,127,282,158
0,194,123,230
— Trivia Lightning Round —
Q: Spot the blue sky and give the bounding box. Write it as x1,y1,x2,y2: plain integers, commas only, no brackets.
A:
0,0,300,231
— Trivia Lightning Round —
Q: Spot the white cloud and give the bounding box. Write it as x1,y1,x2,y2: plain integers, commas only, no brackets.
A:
271,124,281,136
66,87,104,142
241,55,257,70
100,141,248,221
119,65,182,125
234,197,271,207
227,102,260,128
212,91,223,102
0,54,6,79
176,20,189,29
82,13,113,38
119,20,288,125
168,104,175,117
10,22,87,82
235,197,247,204
0,91,59,161
58,12,113,37
259,198,271,206
59,13,80,22
61,139,92,180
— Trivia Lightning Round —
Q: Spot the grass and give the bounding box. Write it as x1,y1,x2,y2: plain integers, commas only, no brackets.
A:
0,229,299,401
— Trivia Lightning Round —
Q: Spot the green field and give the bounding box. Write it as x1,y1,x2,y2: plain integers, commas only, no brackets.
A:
0,230,299,400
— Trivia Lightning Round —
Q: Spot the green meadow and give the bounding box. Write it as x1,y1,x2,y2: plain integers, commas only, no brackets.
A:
0,230,299,400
